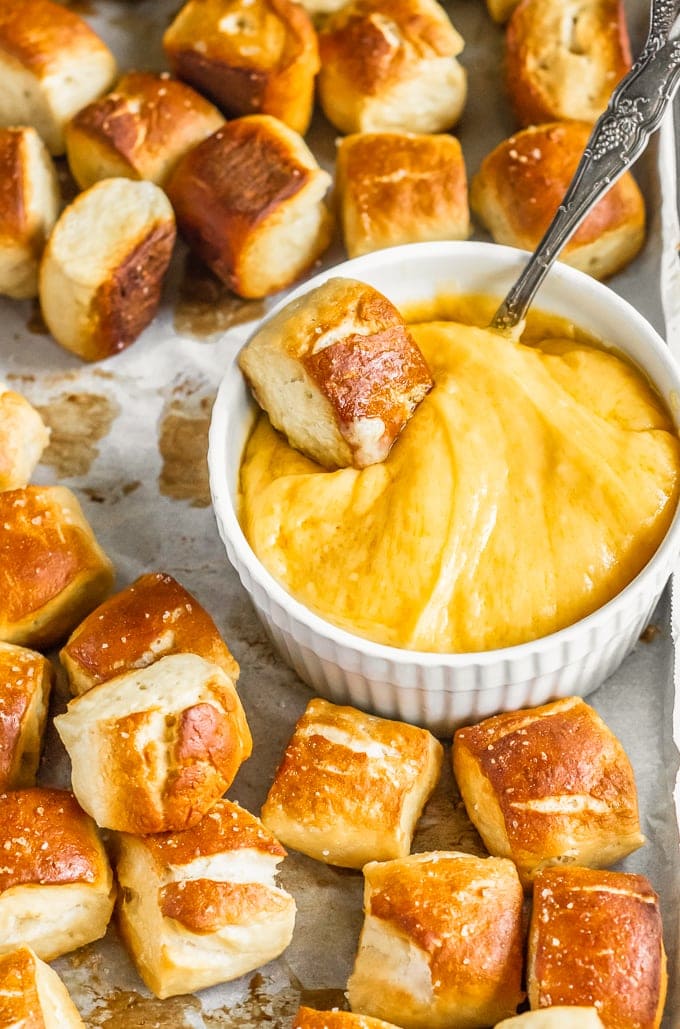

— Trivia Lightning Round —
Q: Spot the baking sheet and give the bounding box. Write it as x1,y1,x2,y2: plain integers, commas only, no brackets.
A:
1,0,678,1025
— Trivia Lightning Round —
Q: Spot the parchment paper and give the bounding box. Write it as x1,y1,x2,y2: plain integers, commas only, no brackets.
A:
0,0,678,1025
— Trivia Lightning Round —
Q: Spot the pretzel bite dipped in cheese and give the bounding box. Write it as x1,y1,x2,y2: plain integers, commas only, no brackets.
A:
0,485,115,650
0,0,117,155
0,945,86,1028
238,277,433,469
453,696,645,889
0,382,50,490
335,131,470,258
65,71,225,191
0,642,52,790
115,798,295,998
0,127,59,300
347,851,525,1028
470,122,645,281
39,178,176,362
505,0,631,127
528,866,667,1029
60,571,239,697
163,0,319,135
260,697,442,868
317,0,467,135
0,788,115,961
166,116,332,299
54,653,252,834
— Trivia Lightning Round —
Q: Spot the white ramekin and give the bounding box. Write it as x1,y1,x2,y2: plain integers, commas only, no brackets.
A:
208,241,680,736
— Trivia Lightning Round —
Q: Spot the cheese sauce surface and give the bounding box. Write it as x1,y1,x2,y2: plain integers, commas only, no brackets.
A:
239,312,680,653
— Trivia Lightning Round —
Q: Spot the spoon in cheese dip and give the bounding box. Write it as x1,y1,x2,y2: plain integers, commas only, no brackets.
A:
492,0,680,333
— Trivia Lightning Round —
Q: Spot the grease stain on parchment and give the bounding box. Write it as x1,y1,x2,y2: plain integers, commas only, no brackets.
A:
174,254,264,340
204,975,298,1028
158,394,214,507
27,302,50,336
295,988,349,1013
640,623,662,643
200,972,347,1028
77,972,344,1028
81,481,142,505
88,990,204,1027
37,392,120,478
60,941,206,1028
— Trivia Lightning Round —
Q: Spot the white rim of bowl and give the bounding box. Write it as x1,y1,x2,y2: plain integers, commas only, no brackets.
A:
208,240,680,676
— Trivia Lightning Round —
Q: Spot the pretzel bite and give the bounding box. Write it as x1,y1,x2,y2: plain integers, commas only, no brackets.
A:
528,866,667,1028
166,116,332,299
0,0,117,155
335,131,470,258
54,653,252,834
470,122,645,280
39,177,176,362
0,788,115,961
238,277,433,469
317,0,467,134
0,642,52,790
163,0,319,135
261,697,442,868
453,696,645,888
60,571,239,696
505,0,631,126
0,486,115,650
0,382,50,490
0,127,59,299
0,945,86,1027
347,851,525,1028
115,799,295,998
65,71,225,190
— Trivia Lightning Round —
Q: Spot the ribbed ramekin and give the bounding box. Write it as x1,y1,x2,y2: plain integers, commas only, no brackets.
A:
208,241,680,736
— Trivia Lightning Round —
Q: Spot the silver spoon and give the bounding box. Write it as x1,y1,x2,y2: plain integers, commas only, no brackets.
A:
491,0,680,332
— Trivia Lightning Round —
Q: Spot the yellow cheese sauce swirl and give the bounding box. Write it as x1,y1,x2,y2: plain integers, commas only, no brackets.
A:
239,319,680,653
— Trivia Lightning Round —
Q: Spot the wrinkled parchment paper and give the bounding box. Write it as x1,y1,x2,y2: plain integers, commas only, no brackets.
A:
0,0,678,1025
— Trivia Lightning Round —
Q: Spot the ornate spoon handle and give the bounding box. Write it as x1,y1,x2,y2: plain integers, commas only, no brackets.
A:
491,0,680,332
